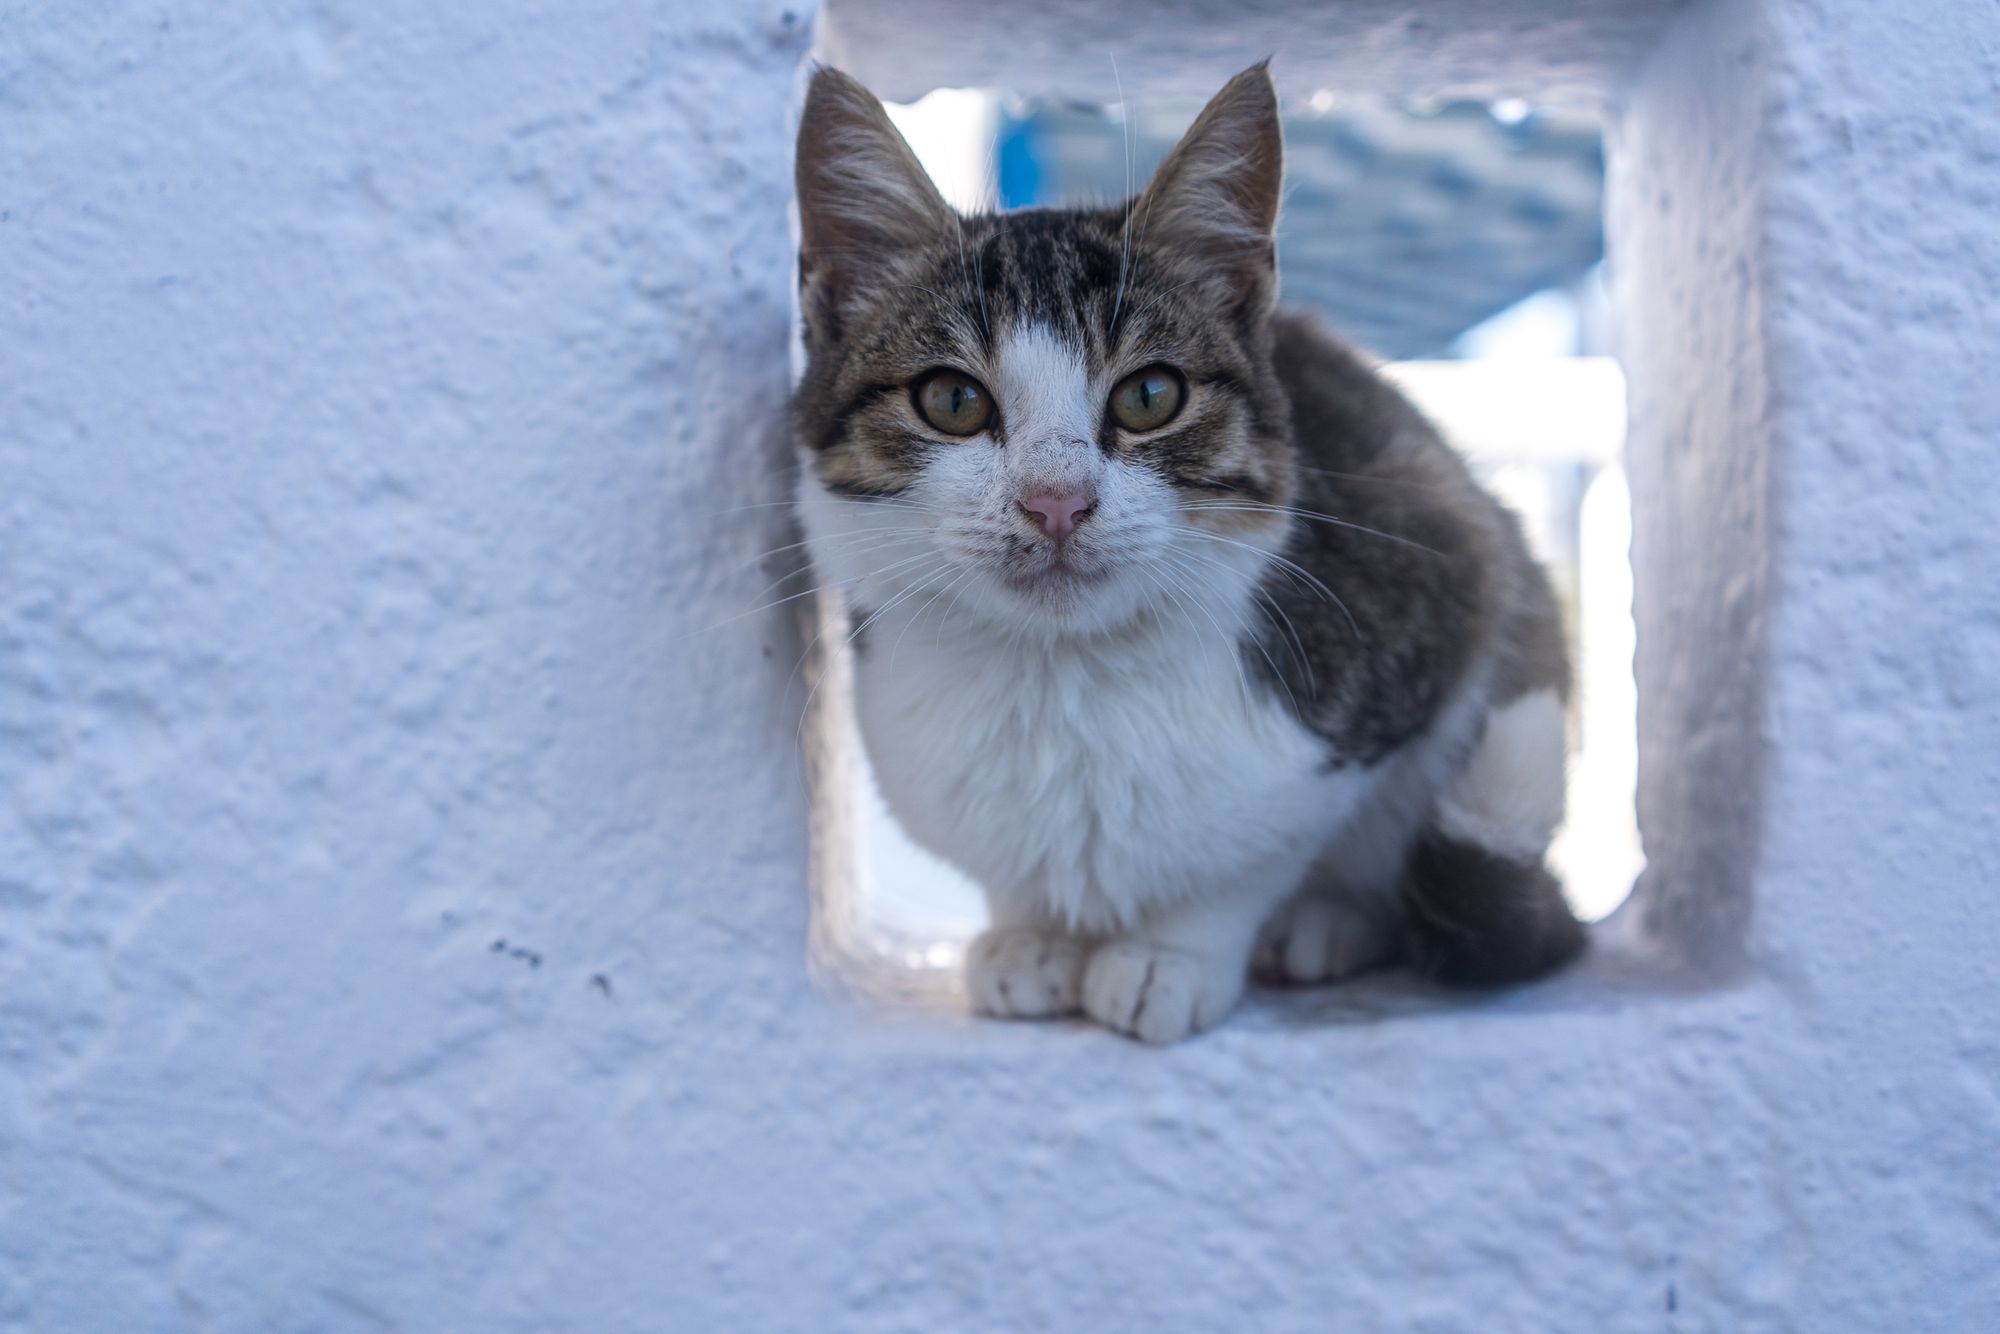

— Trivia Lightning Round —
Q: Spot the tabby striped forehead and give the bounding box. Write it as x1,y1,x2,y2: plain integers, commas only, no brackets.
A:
970,210,1126,355
818,207,1251,371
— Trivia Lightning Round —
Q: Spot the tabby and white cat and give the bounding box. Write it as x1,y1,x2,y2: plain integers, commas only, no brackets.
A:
791,65,1584,1043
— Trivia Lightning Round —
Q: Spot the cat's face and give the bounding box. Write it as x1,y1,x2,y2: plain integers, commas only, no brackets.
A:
793,67,1295,637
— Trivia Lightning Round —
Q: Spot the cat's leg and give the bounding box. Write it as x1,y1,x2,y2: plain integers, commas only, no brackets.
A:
1081,855,1308,1045
1253,792,1418,986
964,893,1091,1021
1253,891,1400,986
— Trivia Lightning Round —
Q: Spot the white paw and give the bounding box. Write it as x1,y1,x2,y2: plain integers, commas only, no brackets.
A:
1082,941,1243,1045
1253,895,1397,985
965,927,1086,1019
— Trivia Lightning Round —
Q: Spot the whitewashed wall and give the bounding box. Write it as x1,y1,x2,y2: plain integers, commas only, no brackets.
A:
3,0,1995,1328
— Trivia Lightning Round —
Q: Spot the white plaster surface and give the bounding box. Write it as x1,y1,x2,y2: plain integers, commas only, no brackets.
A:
3,1,1997,1329
822,0,1684,108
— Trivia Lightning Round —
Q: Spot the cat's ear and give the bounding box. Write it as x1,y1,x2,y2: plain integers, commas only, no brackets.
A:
1128,64,1283,290
795,67,954,317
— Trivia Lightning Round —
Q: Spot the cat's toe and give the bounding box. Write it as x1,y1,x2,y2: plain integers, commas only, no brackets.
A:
965,927,1085,1019
1253,895,1397,986
1082,941,1238,1045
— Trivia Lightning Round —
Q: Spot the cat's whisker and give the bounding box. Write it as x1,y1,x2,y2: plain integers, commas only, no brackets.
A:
1113,275,1214,330
1133,567,1194,654
686,581,832,641
1247,588,1318,702
890,562,974,670
1109,51,1134,336
1153,550,1275,705
734,532,931,609
1174,528,1363,642
918,569,977,656
792,639,842,797
731,524,931,574
712,497,802,519
1291,463,1445,490
1148,554,1260,714
971,230,991,343
779,468,947,515
934,565,983,650
728,547,915,627
789,558,960,780
1165,539,1323,702
1252,588,1319,700
1179,502,1444,557
693,547,939,641
835,494,949,518
844,565,955,651
951,210,975,323
1175,527,1336,603
950,190,991,344
1132,562,1207,663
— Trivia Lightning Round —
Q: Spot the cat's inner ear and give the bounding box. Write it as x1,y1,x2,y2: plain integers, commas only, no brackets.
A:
795,68,955,311
1127,64,1283,285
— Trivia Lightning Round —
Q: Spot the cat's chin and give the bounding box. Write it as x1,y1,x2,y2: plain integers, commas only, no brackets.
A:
997,560,1108,599
976,562,1150,637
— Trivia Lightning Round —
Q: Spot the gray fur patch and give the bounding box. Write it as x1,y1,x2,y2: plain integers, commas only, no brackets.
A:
1244,311,1571,766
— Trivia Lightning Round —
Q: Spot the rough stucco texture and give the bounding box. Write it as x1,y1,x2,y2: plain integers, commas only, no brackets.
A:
821,0,1681,107
1741,0,2000,1321
3,1,1998,1330
1610,0,1772,962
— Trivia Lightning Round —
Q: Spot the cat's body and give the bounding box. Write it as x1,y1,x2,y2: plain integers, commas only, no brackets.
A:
793,66,1584,1043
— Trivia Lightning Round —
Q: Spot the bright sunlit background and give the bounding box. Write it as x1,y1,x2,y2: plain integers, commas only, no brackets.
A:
847,88,1642,964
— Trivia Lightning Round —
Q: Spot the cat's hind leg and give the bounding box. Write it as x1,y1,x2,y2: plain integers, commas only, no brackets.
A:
1252,763,1428,987
1399,688,1584,985
1252,892,1400,986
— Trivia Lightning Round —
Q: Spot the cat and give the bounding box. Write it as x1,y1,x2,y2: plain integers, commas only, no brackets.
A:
790,63,1585,1044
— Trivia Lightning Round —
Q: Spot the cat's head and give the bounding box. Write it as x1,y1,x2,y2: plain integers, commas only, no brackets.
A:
792,66,1295,638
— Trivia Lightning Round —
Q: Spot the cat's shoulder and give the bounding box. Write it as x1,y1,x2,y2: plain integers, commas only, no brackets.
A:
1270,309,1440,475
1251,308,1561,765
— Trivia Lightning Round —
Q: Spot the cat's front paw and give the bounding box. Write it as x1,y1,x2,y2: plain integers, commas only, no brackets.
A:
1253,894,1398,986
1082,941,1243,1045
965,927,1086,1020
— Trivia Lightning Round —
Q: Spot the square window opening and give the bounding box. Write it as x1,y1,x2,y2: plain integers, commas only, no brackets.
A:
797,69,1650,1005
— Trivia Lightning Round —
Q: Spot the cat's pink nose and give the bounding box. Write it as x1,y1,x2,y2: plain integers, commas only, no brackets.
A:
1020,491,1096,541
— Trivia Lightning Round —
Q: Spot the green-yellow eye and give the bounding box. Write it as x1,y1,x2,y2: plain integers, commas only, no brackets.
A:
1109,365,1186,433
913,370,995,436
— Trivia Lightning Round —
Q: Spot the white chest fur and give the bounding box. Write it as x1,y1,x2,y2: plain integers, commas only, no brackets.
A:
851,601,1369,934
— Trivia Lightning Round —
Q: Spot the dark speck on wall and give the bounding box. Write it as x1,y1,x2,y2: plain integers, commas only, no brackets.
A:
489,938,542,969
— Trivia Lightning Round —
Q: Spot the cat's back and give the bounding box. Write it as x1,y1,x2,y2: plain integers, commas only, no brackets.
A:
1254,308,1568,762
1270,308,1470,482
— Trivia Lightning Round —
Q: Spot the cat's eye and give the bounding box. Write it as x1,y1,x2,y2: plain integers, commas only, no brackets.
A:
912,370,996,436
1108,365,1186,433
